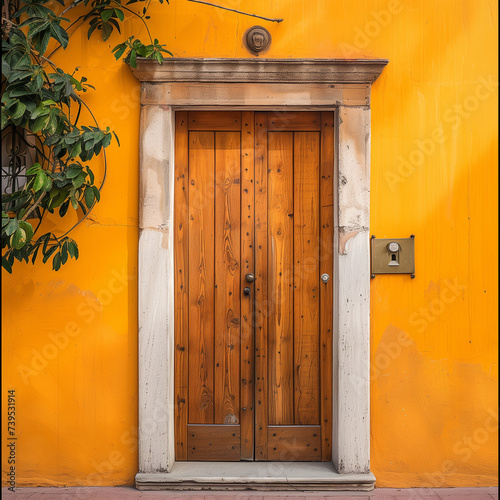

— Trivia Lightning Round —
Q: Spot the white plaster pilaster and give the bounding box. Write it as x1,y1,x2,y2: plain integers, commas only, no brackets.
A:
138,104,175,473
333,106,371,473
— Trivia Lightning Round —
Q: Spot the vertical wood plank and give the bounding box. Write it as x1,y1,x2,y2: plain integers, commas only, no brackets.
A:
174,111,189,460
293,131,321,425
188,130,215,424
254,112,269,460
214,131,241,425
268,131,295,426
240,112,255,460
320,112,334,460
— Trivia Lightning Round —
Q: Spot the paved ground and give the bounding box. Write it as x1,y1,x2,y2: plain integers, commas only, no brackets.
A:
1,487,498,500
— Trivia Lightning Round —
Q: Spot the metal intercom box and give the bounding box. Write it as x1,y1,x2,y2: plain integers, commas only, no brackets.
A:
370,236,415,277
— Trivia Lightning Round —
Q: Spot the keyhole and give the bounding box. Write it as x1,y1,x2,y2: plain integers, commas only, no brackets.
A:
391,254,397,261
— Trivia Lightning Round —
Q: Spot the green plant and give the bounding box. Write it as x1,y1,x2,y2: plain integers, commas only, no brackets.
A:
1,0,172,273
1,0,281,273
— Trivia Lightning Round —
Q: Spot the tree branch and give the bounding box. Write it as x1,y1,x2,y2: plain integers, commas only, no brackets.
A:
22,191,46,221
186,0,283,23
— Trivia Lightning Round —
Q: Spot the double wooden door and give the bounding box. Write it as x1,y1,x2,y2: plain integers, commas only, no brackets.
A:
174,111,334,462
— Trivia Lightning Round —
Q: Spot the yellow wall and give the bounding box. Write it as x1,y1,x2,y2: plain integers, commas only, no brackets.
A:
2,0,498,488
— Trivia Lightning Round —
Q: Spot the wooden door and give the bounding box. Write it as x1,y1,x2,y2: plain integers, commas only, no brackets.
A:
174,111,334,462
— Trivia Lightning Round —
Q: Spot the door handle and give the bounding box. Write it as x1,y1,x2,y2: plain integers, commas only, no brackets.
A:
243,287,251,296
245,273,255,283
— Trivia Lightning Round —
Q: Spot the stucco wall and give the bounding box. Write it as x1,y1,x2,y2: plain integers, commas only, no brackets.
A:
2,0,498,488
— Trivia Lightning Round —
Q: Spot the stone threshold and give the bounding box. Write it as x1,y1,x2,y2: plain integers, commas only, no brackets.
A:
135,462,376,491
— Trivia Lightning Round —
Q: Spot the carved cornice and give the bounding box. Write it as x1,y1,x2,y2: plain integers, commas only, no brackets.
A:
130,58,389,84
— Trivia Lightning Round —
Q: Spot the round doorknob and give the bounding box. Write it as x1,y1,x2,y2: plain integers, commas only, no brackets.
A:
243,287,251,296
245,273,255,283
321,273,330,284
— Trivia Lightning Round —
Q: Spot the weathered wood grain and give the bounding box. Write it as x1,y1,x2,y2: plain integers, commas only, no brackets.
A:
268,111,321,131
254,112,269,460
267,425,322,461
214,131,241,426
187,425,240,461
240,112,255,460
267,131,294,426
188,130,215,424
293,131,320,426
174,111,189,459
188,111,241,131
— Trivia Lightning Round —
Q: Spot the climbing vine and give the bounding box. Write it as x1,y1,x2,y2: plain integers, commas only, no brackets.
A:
1,0,281,273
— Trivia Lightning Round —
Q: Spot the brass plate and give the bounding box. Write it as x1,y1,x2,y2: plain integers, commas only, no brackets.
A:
371,236,415,275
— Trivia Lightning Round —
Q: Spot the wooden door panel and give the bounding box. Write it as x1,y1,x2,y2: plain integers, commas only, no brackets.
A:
214,131,241,425
293,131,321,426
254,113,334,461
188,130,216,425
267,131,294,426
267,426,321,461
187,424,240,461
267,111,321,131
175,111,334,462
174,111,189,460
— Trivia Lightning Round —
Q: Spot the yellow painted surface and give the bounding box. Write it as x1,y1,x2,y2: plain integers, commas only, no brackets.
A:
2,0,498,488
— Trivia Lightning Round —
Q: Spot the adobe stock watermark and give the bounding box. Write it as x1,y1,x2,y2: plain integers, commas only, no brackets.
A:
416,408,498,493
386,75,499,191
349,326,415,394
71,399,170,497
408,278,466,333
339,0,404,57
17,267,134,385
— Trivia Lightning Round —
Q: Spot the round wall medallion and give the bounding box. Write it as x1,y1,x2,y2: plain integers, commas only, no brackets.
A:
245,26,271,54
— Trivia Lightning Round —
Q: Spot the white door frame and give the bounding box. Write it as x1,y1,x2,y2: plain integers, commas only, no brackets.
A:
130,58,388,488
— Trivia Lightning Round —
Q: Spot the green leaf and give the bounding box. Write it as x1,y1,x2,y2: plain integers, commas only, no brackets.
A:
68,140,82,159
86,167,95,184
92,186,101,202
18,220,34,243
31,244,40,264
50,22,69,49
32,114,50,133
52,252,61,271
87,23,99,40
2,256,13,273
77,199,87,214
4,218,19,236
43,175,53,192
129,49,137,68
27,163,42,175
101,22,113,41
72,172,87,188
66,166,82,179
30,105,50,120
33,170,47,192
42,244,58,263
114,8,124,21
1,109,8,130
10,227,27,249
11,101,26,120
101,9,113,22
59,199,70,217
113,45,127,60
67,240,79,259
61,241,68,264
84,185,95,208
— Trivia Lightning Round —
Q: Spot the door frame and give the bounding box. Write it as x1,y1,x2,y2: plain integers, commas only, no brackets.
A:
131,58,388,484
